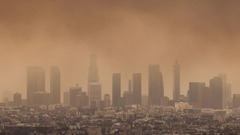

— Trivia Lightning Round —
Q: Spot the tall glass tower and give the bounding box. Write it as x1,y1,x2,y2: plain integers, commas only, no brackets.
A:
148,64,164,105
88,54,102,104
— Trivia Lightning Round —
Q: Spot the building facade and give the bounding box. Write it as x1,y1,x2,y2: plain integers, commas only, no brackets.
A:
132,73,141,105
27,67,45,105
148,65,164,105
173,61,180,101
50,66,61,104
112,73,121,106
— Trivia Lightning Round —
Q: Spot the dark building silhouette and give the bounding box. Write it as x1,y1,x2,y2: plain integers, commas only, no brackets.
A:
173,60,180,101
112,73,121,106
50,66,60,104
123,91,133,105
132,73,141,105
210,76,224,109
128,80,132,92
201,86,212,108
27,67,45,105
226,83,232,107
233,94,240,108
76,92,89,108
69,85,81,107
148,65,164,105
13,92,22,106
188,82,205,108
122,80,134,106
104,94,110,107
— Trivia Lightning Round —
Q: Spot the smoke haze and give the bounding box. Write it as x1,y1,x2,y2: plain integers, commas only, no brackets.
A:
1,0,240,99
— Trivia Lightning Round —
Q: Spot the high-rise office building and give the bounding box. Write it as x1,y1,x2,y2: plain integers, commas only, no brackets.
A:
210,76,224,109
112,73,121,106
123,91,133,105
50,66,61,104
69,85,81,107
201,86,212,108
88,54,102,104
88,54,99,84
13,92,22,106
226,83,232,107
128,80,132,92
188,82,206,108
104,94,111,107
233,94,240,108
148,65,164,105
173,61,180,101
132,73,141,105
218,73,227,109
76,92,89,108
27,67,45,105
88,82,102,101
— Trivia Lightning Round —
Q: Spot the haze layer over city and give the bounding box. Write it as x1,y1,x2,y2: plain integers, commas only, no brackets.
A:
1,0,240,100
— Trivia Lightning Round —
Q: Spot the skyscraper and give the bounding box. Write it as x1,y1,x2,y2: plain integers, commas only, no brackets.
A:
88,54,99,84
188,82,206,108
201,86,212,108
132,73,141,105
218,73,232,108
69,84,81,107
76,92,89,108
27,67,45,105
173,60,180,101
233,94,240,108
88,82,102,101
112,73,121,106
123,91,133,105
50,66,60,104
226,83,232,107
210,76,224,109
128,80,132,92
104,94,111,107
88,54,102,104
148,65,164,105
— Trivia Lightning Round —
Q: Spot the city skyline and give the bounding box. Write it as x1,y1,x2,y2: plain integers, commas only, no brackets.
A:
1,55,240,101
1,0,240,100
1,1,240,134
21,55,233,108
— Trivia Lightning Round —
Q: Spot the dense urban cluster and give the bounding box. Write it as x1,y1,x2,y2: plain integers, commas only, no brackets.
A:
1,105,240,134
1,55,240,134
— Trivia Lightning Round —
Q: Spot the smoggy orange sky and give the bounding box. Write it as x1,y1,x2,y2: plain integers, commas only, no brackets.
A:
0,0,240,100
